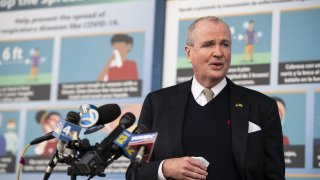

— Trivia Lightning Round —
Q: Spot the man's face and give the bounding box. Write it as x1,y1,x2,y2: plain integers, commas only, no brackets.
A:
185,20,231,86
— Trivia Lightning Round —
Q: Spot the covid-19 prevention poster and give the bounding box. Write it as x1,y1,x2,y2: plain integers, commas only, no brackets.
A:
1,0,320,180
162,0,320,179
0,0,155,179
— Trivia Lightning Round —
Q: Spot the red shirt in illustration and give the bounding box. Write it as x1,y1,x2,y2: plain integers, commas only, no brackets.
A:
108,60,138,81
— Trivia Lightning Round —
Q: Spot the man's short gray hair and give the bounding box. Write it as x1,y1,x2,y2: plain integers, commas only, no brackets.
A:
186,16,231,46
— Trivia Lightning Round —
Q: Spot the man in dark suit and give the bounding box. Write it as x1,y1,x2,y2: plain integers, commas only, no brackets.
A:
131,16,285,180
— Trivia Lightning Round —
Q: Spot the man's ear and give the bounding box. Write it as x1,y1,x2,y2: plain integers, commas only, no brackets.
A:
185,46,192,63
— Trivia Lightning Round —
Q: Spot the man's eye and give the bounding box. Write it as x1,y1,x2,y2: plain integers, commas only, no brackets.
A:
222,43,230,47
202,43,213,47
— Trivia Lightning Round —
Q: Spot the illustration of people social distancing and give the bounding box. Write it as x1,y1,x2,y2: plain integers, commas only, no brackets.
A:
0,113,19,156
244,20,258,62
3,119,19,156
98,34,138,81
27,48,45,81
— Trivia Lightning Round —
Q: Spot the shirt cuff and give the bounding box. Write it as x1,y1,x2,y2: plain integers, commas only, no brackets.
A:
158,160,166,180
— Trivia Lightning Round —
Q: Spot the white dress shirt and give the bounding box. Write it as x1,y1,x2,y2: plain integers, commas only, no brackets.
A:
157,77,227,179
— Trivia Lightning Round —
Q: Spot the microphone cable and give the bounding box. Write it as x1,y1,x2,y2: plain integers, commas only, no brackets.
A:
16,143,31,180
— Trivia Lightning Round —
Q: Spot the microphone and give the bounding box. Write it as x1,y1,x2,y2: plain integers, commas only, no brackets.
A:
30,132,55,145
128,125,157,162
52,111,82,142
29,111,81,145
43,111,81,180
79,104,99,128
82,104,121,134
114,124,150,159
72,112,135,176
125,125,157,180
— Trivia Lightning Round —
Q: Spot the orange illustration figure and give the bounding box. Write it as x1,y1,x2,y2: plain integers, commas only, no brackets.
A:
244,20,257,61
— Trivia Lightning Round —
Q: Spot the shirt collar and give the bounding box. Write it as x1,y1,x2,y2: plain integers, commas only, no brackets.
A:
191,77,227,100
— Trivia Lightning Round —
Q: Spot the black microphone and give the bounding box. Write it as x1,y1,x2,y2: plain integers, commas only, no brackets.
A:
30,132,55,145
73,112,135,176
84,104,121,134
98,112,135,151
132,124,152,160
126,124,152,180
95,104,121,126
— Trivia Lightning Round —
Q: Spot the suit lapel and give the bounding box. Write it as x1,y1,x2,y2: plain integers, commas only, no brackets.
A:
168,80,192,157
228,79,249,180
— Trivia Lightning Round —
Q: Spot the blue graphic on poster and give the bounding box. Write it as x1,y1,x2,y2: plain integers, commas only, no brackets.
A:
58,32,145,100
279,8,320,84
177,13,272,85
268,92,306,168
0,111,19,173
314,90,320,168
0,39,53,102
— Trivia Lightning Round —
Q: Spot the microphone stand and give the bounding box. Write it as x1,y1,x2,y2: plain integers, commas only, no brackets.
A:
128,146,145,180
43,149,59,180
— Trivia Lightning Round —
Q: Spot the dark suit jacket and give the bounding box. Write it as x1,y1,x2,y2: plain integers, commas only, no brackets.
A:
134,78,285,180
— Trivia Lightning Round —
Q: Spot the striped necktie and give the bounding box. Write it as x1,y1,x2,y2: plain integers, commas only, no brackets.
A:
203,88,214,103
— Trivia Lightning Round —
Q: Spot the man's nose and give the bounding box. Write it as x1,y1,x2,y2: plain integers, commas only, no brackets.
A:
212,45,222,58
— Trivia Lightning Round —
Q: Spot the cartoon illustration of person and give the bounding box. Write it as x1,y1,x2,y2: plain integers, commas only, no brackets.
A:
34,110,61,156
273,96,290,145
29,48,41,81
3,119,19,155
98,34,138,81
244,20,257,62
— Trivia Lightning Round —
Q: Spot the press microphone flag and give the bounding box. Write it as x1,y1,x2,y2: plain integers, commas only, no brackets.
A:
29,111,81,145
52,119,82,142
114,129,158,161
79,104,99,128
128,132,158,162
113,129,135,159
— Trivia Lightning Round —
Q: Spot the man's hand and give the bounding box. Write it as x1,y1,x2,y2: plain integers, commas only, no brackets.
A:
162,157,208,180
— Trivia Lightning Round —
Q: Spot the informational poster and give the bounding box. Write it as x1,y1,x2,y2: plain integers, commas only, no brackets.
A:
314,90,320,168
267,92,306,168
58,32,145,100
163,0,320,178
0,111,19,173
278,8,320,84
0,0,155,179
0,39,53,102
177,13,272,85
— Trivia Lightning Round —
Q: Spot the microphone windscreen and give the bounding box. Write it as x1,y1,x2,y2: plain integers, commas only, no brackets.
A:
96,104,121,125
66,111,80,124
133,124,150,134
119,112,136,128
